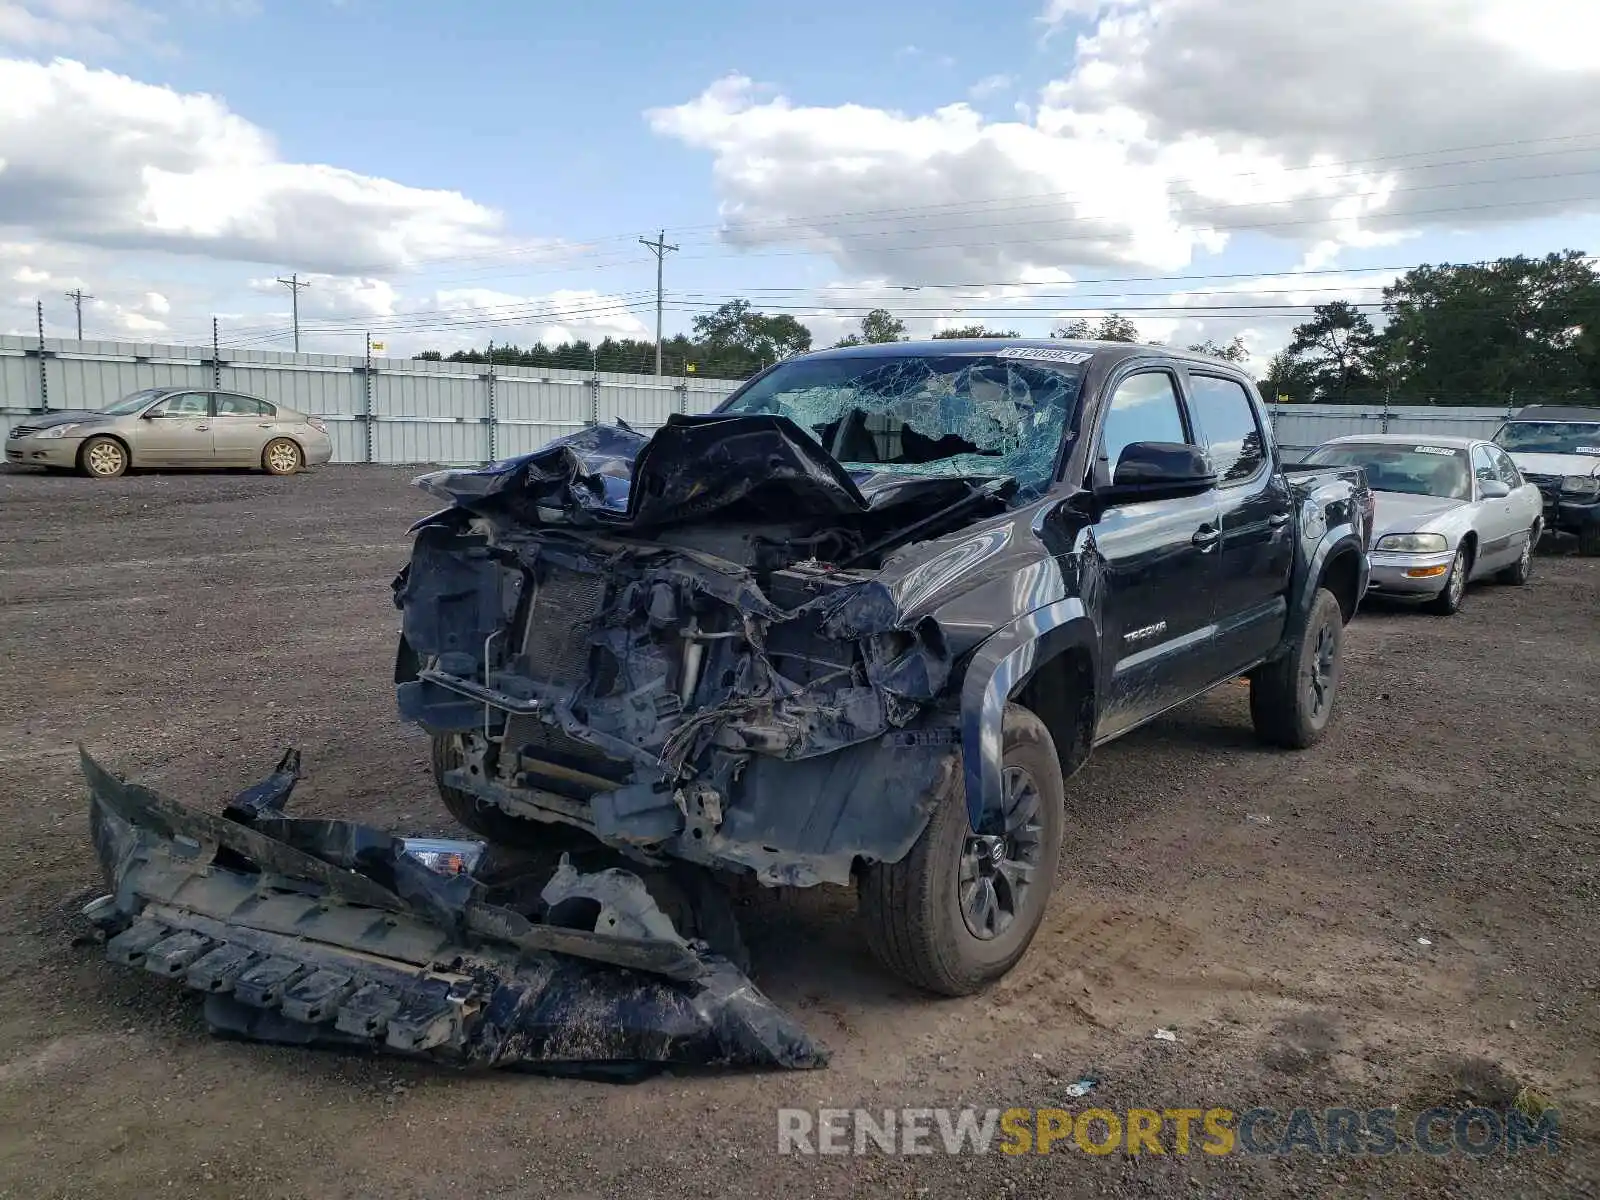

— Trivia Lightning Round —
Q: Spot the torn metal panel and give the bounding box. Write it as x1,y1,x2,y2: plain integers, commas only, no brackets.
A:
82,749,827,1075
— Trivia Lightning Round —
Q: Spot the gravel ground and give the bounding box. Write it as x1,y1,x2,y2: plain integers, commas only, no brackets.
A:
0,464,1595,1200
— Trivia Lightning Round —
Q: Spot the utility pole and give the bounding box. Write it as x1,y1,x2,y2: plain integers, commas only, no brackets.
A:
639,230,678,377
64,288,94,341
276,273,310,352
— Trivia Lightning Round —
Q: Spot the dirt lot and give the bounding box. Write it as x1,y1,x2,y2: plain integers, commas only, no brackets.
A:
0,464,1595,1199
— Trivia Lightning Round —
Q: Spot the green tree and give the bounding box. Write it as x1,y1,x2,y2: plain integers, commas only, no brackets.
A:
834,308,908,347
1188,336,1249,363
1052,314,1139,341
691,299,813,375
1380,250,1600,403
932,324,1021,339
1261,351,1317,403
1287,301,1380,402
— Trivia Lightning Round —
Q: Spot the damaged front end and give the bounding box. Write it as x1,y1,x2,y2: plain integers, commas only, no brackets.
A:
395,413,995,887
82,748,826,1076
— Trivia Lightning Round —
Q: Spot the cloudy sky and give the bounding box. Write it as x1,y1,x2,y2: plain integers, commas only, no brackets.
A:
2,0,1598,368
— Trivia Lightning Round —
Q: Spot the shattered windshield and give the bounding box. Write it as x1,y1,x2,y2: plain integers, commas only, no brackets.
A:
1494,421,1600,456
718,352,1087,499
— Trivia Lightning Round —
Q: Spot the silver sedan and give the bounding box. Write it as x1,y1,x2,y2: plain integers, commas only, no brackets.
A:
5,386,334,479
1302,434,1544,615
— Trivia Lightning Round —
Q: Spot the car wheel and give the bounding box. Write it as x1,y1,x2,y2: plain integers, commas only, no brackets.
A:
1426,545,1470,615
1578,526,1600,557
262,438,303,476
858,703,1064,996
1250,586,1345,750
1496,528,1537,585
79,435,128,479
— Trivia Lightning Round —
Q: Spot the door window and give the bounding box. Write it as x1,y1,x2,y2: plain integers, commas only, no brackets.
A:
1098,371,1190,475
1187,375,1266,483
1489,447,1522,487
215,394,274,417
1471,445,1499,491
147,392,209,417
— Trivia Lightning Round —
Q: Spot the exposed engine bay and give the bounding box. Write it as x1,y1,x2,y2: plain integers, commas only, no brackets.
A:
394,412,1021,886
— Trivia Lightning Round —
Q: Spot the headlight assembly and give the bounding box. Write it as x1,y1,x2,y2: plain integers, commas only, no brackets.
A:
37,423,82,439
1377,533,1448,552
1560,475,1600,497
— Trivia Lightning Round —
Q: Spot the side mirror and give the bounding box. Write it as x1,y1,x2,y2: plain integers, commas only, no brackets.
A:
1479,478,1511,499
140,409,162,419
1100,441,1218,504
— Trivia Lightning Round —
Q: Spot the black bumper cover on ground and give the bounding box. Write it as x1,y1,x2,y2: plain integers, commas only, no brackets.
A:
81,748,826,1079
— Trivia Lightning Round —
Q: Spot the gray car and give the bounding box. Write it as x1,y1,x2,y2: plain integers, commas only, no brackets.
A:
5,386,334,479
1302,434,1543,614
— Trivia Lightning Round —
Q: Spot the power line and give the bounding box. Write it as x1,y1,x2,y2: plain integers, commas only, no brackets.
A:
275,273,311,351
639,231,679,376
64,288,94,341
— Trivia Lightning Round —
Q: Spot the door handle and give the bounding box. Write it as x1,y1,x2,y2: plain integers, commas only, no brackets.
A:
258,422,273,428
1193,525,1220,548
1268,512,1291,527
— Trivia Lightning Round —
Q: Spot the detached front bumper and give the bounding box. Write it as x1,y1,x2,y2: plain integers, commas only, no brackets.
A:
1367,549,1455,596
4,435,82,468
80,748,826,1076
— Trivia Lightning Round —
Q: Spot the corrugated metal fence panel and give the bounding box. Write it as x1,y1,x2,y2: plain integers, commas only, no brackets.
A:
374,420,490,465
1269,404,1516,457
1,342,39,413
498,375,591,425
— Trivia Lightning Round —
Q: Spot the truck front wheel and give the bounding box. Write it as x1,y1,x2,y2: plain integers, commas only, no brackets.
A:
858,704,1065,996
1249,587,1345,749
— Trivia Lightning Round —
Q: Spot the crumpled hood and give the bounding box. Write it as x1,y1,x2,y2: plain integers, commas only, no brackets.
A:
414,412,1000,528
1507,451,1600,477
1371,491,1467,539
11,409,107,431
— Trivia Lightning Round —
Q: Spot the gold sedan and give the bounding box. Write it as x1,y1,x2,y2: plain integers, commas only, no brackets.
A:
5,387,335,478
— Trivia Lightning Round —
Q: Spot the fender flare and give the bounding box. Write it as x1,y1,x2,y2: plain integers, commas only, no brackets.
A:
1295,526,1368,623
957,599,1097,828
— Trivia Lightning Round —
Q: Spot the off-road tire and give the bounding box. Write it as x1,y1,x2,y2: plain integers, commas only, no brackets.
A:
79,435,128,479
858,703,1065,997
1426,545,1471,615
1250,587,1345,750
262,437,303,476
1496,527,1537,585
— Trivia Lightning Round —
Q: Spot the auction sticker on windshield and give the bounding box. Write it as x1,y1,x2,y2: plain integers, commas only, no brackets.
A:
996,347,1094,365
1577,446,1600,455
1413,445,1459,456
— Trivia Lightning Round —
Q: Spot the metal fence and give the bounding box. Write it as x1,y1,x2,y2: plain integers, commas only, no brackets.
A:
4,334,1526,467
1266,402,1521,460
0,335,744,465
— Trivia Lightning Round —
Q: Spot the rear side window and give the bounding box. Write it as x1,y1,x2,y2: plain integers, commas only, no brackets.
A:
1098,371,1190,473
1187,375,1266,483
216,395,274,417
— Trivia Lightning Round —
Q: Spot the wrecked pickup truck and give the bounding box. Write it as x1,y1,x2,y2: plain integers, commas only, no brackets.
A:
394,339,1372,997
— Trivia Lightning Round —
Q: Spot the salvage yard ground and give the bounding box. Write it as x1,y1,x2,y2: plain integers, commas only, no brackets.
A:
0,465,1595,1199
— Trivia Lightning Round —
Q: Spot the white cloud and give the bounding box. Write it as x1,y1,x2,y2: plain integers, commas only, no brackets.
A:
652,0,1600,285
0,57,505,274
0,0,160,54
968,74,1013,100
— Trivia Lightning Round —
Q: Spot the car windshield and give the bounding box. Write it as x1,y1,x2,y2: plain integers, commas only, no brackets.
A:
1493,421,1600,456
1305,442,1472,500
97,389,168,416
717,351,1087,499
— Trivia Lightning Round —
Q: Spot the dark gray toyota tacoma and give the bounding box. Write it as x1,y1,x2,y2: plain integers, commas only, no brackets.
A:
394,339,1372,996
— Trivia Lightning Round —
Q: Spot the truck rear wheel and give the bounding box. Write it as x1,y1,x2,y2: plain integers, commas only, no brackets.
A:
1250,587,1344,749
858,704,1064,996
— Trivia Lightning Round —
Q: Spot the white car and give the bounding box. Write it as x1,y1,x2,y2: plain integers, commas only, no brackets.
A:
1492,404,1600,556
1303,434,1543,615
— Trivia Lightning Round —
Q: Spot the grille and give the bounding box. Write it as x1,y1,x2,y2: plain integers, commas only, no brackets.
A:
520,565,607,686
9,426,39,439
1521,472,1561,501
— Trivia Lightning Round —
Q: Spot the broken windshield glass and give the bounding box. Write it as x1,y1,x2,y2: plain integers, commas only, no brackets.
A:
718,353,1087,499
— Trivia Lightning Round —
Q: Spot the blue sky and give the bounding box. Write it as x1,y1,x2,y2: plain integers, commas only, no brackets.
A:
1,0,1597,364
